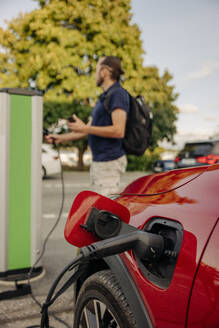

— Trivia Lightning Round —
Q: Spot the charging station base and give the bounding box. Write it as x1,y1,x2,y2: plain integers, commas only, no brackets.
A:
0,267,45,301
0,283,32,301
0,266,44,284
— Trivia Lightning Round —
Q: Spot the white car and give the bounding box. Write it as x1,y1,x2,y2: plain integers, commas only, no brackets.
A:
59,149,92,167
60,150,78,167
42,144,61,178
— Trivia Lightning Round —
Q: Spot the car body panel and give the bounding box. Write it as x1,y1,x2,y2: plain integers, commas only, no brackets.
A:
121,166,208,196
65,164,219,327
113,165,219,327
187,219,219,328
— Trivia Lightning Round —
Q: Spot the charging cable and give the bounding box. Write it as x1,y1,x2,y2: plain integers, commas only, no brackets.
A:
40,230,164,328
26,131,71,328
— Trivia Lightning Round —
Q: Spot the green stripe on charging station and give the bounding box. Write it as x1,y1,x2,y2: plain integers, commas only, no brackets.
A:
9,94,32,270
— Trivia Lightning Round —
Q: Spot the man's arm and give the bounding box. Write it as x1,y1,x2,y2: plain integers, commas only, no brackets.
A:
45,119,91,145
45,131,87,145
68,109,126,139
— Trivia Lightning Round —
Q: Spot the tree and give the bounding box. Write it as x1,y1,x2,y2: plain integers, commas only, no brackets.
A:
0,0,178,168
44,100,91,169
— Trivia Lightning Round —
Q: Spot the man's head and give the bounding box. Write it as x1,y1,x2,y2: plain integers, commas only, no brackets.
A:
95,56,124,87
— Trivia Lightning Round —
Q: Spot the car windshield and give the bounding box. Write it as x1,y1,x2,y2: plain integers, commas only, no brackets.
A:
164,161,175,169
181,143,213,156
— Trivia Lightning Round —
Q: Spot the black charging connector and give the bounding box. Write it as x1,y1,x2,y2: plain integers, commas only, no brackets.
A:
81,230,164,261
40,229,165,328
43,128,56,147
43,128,49,136
81,207,164,261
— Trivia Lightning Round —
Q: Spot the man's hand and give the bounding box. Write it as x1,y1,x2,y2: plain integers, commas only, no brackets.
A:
45,134,65,145
68,114,90,133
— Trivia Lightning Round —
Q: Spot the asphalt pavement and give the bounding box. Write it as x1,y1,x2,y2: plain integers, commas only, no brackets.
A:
0,170,147,328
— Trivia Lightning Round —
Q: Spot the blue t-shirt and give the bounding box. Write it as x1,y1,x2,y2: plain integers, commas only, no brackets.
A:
88,82,129,162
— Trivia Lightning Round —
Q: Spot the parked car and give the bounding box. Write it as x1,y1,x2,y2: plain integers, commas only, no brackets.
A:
153,159,175,172
65,164,219,328
59,149,92,167
175,139,219,168
41,143,61,178
60,150,78,167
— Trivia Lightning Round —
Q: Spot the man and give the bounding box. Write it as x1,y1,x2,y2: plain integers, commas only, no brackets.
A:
46,56,129,196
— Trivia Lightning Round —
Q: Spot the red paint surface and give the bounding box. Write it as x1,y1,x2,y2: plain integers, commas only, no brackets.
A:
187,220,219,328
65,164,219,327
64,191,130,247
116,164,219,327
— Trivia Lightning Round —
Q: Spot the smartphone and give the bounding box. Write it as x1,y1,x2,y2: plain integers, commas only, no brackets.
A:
68,116,75,123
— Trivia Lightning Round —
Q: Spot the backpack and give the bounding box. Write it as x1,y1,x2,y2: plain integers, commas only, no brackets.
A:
104,86,153,156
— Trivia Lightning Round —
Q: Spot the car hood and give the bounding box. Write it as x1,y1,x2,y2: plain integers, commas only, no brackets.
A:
120,165,210,196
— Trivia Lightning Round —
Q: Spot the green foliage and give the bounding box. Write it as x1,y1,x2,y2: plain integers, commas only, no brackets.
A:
127,149,161,172
44,100,91,127
44,100,91,156
0,0,144,102
136,68,178,149
0,0,179,168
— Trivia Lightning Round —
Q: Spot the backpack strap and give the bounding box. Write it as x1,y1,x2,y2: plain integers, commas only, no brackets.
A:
103,84,121,114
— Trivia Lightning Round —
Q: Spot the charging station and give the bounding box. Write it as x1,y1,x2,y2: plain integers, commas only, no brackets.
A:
0,88,43,280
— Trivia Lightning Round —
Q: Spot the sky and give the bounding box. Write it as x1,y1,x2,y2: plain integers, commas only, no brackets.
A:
0,0,219,149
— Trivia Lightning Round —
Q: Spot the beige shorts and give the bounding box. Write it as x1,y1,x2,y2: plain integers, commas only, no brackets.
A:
90,155,127,196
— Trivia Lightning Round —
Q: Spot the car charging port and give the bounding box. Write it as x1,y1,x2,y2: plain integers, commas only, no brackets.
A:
80,208,122,239
80,208,165,262
135,218,184,288
80,230,164,262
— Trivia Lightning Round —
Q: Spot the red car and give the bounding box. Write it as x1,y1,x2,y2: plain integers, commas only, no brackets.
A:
174,139,219,168
64,164,219,328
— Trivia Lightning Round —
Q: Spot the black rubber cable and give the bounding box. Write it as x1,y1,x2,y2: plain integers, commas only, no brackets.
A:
26,145,71,328
40,256,86,328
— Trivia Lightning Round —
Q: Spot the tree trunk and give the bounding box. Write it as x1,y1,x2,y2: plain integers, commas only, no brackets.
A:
77,146,86,171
